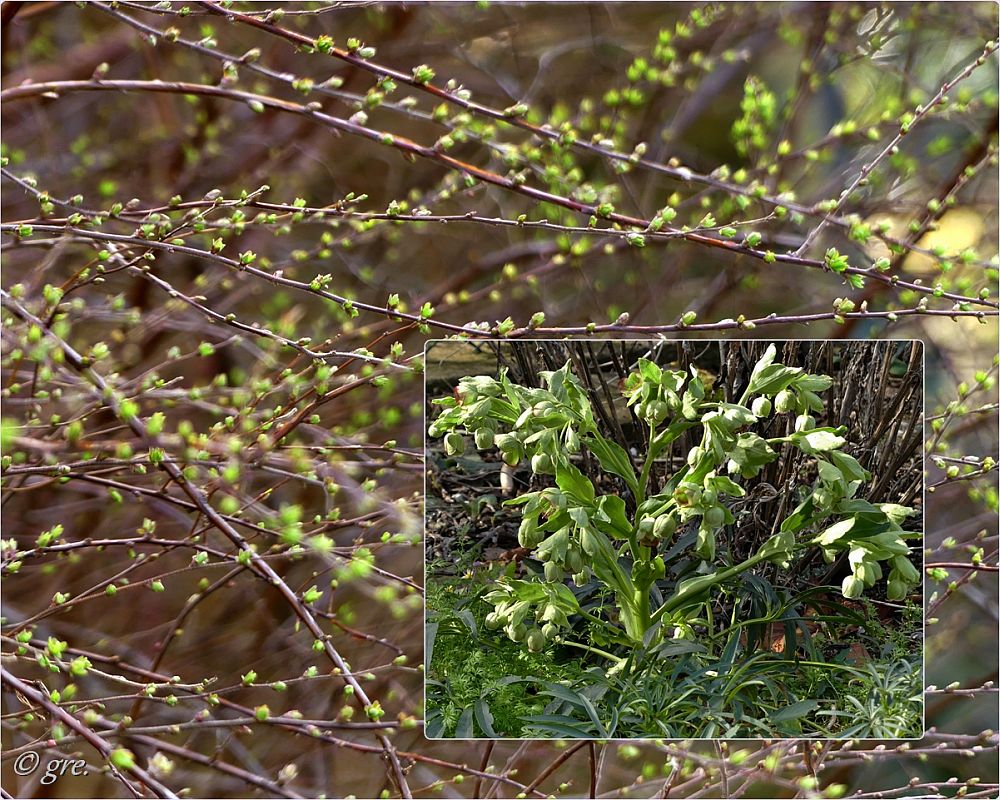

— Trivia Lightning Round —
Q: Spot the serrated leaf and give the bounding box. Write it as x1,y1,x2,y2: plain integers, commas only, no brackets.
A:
877,503,917,524
796,374,834,392
654,639,709,658
813,517,857,545
586,435,640,499
748,344,777,384
747,363,802,395
519,715,595,738
681,369,705,419
780,496,815,533
537,681,607,736
796,428,846,453
706,474,745,497
829,451,869,481
637,358,662,383
594,494,632,539
727,433,778,473
555,460,596,503
455,609,477,637
836,498,882,514
758,530,795,563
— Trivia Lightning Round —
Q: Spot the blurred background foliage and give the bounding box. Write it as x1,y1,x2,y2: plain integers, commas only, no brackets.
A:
1,2,997,798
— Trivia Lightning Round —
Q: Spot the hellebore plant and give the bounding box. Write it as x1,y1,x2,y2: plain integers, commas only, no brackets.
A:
428,345,919,663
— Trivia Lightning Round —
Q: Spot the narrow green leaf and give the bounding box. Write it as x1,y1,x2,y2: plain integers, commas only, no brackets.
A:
455,706,474,738
769,699,820,722
474,699,497,737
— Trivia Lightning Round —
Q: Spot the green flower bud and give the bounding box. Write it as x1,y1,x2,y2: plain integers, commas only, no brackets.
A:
496,434,523,465
812,487,833,510
695,525,716,561
751,396,771,416
673,482,701,507
541,622,558,641
775,389,796,413
858,561,880,586
638,516,655,537
794,414,815,432
485,612,502,630
572,570,589,587
653,514,677,539
532,401,556,417
566,549,584,574
687,446,704,468
645,400,669,425
890,555,919,584
703,506,725,528
564,427,580,454
531,452,554,475
543,561,564,583
701,488,718,506
652,555,666,579
508,623,527,642
886,577,908,601
526,628,546,652
474,427,494,449
842,574,864,599
444,432,465,455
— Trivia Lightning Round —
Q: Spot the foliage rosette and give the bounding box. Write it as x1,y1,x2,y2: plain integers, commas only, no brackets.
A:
429,344,921,654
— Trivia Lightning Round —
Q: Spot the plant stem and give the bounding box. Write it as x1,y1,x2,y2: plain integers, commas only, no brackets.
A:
557,638,624,664
636,424,656,503
575,605,609,627
649,551,771,626
634,585,651,639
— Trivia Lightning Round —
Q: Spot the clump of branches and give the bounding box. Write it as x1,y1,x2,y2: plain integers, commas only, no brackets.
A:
1,2,997,798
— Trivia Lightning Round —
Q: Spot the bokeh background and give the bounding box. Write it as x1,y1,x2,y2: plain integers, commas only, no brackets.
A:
1,2,997,798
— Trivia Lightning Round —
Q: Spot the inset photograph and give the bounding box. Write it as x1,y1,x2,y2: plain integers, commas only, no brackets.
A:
425,340,923,739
